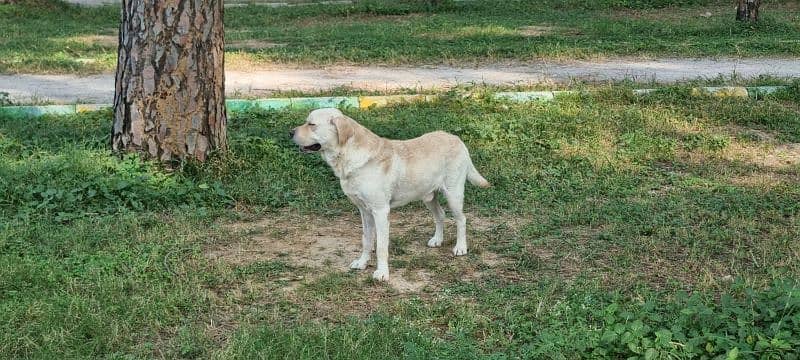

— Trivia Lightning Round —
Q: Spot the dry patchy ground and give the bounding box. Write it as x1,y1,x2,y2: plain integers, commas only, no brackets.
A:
206,208,513,295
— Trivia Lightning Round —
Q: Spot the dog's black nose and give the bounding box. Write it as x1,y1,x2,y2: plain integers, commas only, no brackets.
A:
289,129,295,138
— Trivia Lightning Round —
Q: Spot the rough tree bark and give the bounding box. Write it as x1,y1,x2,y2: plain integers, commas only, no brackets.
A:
736,0,761,22
112,0,227,162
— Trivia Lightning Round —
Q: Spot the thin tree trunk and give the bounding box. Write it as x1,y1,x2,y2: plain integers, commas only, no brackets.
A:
736,0,761,22
112,0,227,162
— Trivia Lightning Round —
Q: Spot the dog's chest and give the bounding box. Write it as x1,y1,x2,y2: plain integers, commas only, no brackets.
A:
339,177,374,206
339,179,361,198
339,169,395,207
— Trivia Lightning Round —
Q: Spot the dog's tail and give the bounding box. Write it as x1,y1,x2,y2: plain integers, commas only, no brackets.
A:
467,164,491,188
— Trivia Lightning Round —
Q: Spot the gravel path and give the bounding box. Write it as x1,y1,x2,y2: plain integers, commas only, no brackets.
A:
2,58,799,104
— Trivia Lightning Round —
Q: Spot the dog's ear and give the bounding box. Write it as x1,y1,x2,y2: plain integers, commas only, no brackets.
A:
332,116,354,146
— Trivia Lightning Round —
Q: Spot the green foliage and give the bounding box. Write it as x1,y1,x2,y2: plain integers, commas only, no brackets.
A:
682,132,730,151
224,0,800,67
234,260,293,278
0,0,116,74
1,87,798,358
194,108,346,210
0,92,13,106
217,280,800,359
344,0,457,15
2,0,799,73
0,111,231,221
221,315,445,359
585,281,800,358
774,79,800,103
0,212,217,358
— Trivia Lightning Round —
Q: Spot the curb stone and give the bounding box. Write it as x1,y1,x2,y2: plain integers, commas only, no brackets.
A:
0,86,788,118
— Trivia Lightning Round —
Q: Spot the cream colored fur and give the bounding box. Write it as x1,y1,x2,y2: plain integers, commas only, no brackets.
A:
291,108,489,281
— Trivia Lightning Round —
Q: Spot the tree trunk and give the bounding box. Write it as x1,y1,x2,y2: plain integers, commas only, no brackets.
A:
736,0,760,22
112,0,227,163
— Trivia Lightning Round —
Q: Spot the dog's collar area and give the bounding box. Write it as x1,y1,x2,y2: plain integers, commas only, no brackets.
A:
302,143,322,152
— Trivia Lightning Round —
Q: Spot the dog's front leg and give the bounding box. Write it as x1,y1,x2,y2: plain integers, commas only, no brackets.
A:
371,207,390,281
350,207,374,270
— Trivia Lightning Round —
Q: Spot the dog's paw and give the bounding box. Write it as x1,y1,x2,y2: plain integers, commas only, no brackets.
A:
349,257,368,270
452,246,468,256
427,237,443,248
372,268,389,281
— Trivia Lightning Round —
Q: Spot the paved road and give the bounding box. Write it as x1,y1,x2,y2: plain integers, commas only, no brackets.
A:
2,58,799,104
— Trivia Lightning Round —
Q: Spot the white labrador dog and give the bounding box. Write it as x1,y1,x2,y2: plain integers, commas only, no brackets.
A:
290,108,490,281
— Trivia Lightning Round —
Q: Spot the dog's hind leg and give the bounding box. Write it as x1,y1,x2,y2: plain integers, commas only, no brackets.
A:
443,182,468,256
423,193,445,248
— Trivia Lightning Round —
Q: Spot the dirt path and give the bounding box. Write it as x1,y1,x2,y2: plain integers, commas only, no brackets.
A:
2,58,798,104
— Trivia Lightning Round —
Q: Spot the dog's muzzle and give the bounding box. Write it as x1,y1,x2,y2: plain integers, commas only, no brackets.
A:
289,128,321,152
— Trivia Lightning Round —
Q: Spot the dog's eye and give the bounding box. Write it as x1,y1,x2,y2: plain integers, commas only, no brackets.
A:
308,123,316,127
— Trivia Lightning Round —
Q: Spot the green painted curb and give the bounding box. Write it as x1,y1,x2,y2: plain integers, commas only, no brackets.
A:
0,96,361,118
0,86,788,118
220,96,360,112
747,86,784,98
632,89,657,95
0,105,77,117
494,91,557,101
493,90,583,102
290,96,359,109
226,98,292,112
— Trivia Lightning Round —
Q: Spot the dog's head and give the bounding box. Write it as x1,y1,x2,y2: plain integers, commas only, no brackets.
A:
290,108,354,153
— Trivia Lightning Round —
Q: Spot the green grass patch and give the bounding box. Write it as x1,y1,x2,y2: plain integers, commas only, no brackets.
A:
1,85,799,358
220,280,800,359
2,0,799,74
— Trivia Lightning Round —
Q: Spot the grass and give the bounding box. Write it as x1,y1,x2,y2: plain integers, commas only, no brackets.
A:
0,85,800,358
1,84,800,358
1,0,799,74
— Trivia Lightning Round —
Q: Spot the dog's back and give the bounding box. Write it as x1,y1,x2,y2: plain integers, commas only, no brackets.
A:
383,131,487,207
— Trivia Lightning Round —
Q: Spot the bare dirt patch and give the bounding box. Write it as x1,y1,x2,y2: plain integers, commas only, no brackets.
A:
674,124,800,188
207,211,362,269
608,5,730,21
205,208,507,293
718,127,800,169
70,35,118,48
732,127,778,143
389,268,435,294
517,25,557,37
754,143,800,168
728,172,794,188
292,12,422,27
226,40,287,50
420,25,569,42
